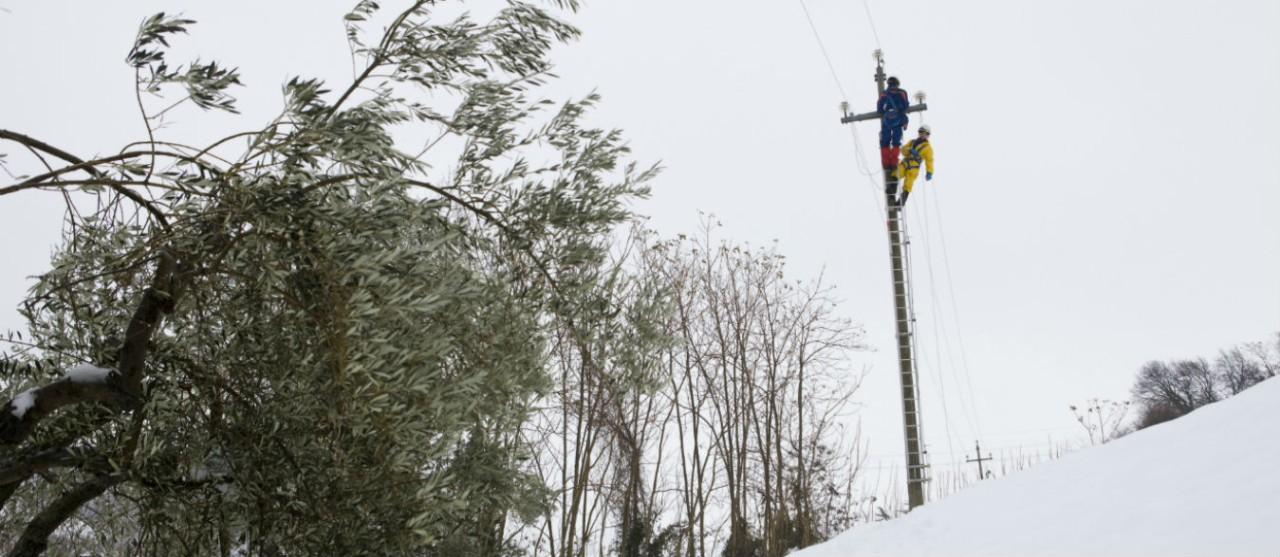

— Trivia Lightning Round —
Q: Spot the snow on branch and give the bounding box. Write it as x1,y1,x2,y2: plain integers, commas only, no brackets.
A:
1,364,130,445
65,364,115,385
9,390,36,419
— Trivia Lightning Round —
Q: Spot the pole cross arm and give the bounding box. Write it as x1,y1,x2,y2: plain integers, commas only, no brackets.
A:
840,103,928,124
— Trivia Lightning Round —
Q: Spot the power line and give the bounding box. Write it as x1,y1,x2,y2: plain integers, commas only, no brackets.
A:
861,0,884,50
795,0,887,219
797,0,849,101
928,188,987,439
904,213,961,466
912,204,971,454
864,436,1079,459
848,126,888,220
916,200,982,437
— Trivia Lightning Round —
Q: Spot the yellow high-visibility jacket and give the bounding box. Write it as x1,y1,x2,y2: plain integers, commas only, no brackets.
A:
901,139,934,174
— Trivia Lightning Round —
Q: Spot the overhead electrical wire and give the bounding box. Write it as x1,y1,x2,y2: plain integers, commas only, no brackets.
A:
908,185,989,446
797,0,886,218
913,174,988,445
798,0,850,101
925,194,982,436
903,215,956,465
913,194,977,454
849,127,889,220
861,0,884,50
927,190,987,438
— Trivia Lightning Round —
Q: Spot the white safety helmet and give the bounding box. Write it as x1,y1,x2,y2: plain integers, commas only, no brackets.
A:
918,124,932,135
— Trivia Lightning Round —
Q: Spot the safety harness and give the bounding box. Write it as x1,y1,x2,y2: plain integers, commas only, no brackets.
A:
902,139,929,170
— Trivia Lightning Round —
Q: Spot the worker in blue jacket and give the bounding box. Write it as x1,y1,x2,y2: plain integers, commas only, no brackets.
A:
878,76,910,169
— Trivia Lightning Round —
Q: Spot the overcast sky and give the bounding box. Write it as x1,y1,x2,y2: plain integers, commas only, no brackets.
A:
2,0,1278,497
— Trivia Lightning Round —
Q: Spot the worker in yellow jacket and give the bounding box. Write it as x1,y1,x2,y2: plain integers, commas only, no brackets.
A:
894,124,934,207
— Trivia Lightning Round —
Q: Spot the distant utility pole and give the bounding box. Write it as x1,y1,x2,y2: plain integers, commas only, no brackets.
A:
967,440,994,480
839,50,930,510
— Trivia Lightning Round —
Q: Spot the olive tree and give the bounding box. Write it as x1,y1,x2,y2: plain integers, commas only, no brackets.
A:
0,2,654,555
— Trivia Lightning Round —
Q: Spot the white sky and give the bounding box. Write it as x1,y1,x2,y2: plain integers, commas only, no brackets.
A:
2,0,1278,499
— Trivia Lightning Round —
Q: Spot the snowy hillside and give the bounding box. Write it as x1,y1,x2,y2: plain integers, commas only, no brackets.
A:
794,377,1280,557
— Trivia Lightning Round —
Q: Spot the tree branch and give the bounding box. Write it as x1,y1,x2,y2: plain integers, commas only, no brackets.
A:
328,1,432,117
0,129,172,229
0,178,180,198
3,150,221,191
0,474,26,512
0,373,137,445
116,253,179,391
0,447,76,486
0,445,108,489
5,473,122,557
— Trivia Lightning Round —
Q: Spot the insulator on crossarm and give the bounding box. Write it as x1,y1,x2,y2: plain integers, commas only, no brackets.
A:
915,91,927,103
840,101,850,115
873,49,884,63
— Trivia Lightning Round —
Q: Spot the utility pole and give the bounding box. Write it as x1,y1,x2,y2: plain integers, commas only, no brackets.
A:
966,440,993,480
839,50,930,510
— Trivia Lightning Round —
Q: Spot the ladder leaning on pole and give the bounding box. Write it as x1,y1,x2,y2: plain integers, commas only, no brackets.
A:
892,208,930,507
838,49,931,510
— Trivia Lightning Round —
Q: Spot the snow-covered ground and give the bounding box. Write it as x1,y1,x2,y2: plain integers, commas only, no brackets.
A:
794,377,1280,557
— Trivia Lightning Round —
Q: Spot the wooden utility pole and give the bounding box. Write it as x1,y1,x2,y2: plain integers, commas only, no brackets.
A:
839,50,930,509
966,440,993,480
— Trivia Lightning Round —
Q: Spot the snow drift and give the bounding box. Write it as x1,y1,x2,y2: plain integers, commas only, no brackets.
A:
794,377,1280,557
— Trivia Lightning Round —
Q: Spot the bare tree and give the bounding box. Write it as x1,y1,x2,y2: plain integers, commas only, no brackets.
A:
1130,334,1279,431
1131,359,1218,416
1246,334,1280,379
515,222,867,557
1214,348,1267,396
650,223,864,557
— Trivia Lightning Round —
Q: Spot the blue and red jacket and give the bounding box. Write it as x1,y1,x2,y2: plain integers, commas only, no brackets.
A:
877,86,910,128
